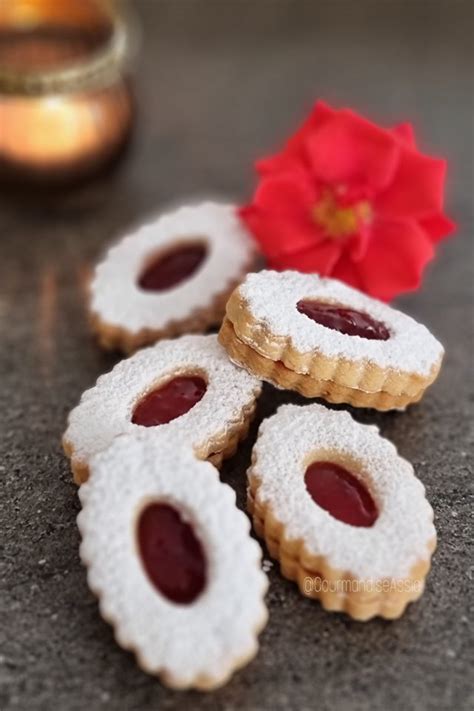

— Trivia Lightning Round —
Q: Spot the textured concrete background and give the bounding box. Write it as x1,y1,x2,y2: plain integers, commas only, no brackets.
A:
0,1,473,710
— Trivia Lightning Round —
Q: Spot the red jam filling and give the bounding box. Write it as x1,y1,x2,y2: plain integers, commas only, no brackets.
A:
304,461,378,527
138,243,207,291
296,300,390,340
132,375,206,427
138,503,206,604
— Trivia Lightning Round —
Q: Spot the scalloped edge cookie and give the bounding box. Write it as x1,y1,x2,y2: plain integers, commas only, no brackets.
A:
247,403,436,621
90,202,259,353
63,334,261,484
219,270,443,410
78,436,268,690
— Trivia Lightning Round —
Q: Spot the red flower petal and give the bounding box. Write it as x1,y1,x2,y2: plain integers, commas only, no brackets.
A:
239,205,323,258
347,227,371,262
253,170,317,218
391,122,416,146
331,253,366,291
240,171,323,256
376,149,446,219
257,101,336,174
269,240,342,275
305,111,400,191
355,219,435,301
419,213,457,243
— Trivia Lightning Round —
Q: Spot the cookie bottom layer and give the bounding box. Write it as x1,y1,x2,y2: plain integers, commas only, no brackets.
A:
63,401,256,486
248,489,435,621
219,318,424,411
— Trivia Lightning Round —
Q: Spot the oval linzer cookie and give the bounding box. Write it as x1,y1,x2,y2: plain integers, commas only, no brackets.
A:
78,436,268,690
63,333,261,484
248,402,436,621
219,270,444,410
90,202,258,352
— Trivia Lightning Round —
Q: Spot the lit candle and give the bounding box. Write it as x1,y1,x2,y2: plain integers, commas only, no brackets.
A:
0,0,135,180
0,88,132,170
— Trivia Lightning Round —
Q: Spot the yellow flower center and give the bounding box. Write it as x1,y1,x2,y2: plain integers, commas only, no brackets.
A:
312,189,372,239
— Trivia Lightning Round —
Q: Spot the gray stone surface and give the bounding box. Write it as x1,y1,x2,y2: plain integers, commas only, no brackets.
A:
0,2,472,710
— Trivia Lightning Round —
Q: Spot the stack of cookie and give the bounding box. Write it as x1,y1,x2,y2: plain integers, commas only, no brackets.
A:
219,269,443,411
64,202,443,690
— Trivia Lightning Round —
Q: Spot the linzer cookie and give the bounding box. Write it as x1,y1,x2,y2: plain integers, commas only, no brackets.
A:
78,437,268,690
219,270,444,410
90,202,258,352
248,403,436,621
63,334,261,484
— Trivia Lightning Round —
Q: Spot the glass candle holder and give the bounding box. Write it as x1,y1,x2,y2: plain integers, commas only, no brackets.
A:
0,0,137,182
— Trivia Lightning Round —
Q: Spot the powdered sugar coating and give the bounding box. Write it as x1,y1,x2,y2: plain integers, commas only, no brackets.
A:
90,202,256,333
78,437,268,688
238,271,443,376
250,403,435,580
64,334,261,472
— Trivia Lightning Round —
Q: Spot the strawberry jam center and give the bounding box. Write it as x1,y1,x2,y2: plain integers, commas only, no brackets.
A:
296,300,390,340
138,503,206,604
304,461,378,527
138,243,207,291
132,375,206,427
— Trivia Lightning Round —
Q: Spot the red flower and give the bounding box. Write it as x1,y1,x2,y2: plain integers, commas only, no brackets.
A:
240,101,455,301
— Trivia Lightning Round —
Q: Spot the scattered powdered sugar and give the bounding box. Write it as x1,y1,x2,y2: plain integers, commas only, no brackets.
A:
90,202,256,333
250,403,436,581
78,436,268,687
64,334,261,471
239,271,444,376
